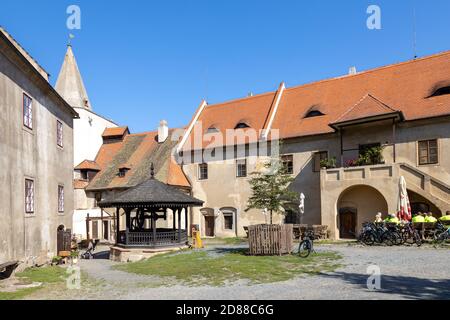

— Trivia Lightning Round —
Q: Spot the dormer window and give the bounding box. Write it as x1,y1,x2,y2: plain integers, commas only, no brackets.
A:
206,126,219,134
235,122,250,129
118,168,129,177
429,86,450,98
304,110,325,118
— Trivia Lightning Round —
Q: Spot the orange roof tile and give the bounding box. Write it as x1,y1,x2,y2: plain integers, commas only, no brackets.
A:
273,50,450,139
102,126,129,138
87,130,191,191
180,50,450,150
331,94,401,126
74,160,101,171
73,179,89,189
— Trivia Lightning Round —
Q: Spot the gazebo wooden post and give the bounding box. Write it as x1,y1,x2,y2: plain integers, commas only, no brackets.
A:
125,208,131,232
152,209,157,247
115,207,120,245
184,207,188,232
173,209,176,230
177,208,182,241
86,213,90,242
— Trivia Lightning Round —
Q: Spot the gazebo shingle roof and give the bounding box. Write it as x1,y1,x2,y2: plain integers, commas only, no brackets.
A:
99,175,203,208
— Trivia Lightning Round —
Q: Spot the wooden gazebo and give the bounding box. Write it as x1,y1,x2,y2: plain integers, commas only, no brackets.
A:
99,165,203,248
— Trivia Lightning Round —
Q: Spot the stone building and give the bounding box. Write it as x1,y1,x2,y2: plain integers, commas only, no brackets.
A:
178,51,450,239
54,45,118,241
0,28,78,264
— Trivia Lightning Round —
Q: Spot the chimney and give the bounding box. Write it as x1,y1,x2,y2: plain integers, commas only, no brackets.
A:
158,120,169,143
348,66,357,75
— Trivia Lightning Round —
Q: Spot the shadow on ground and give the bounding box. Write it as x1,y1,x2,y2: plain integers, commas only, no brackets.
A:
321,271,450,300
92,251,110,260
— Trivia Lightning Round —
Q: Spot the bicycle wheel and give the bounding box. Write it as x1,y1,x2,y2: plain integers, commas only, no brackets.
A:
298,240,311,258
381,232,394,246
391,231,403,245
413,230,422,247
362,232,375,246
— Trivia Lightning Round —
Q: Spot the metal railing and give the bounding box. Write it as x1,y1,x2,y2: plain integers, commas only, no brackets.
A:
117,229,188,247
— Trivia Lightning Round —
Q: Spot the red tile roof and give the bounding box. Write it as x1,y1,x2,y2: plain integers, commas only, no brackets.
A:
74,179,89,189
74,160,101,171
180,50,450,151
102,126,129,138
87,130,190,191
331,94,401,126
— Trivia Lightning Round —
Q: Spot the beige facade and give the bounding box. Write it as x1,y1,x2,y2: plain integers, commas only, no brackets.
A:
0,30,76,264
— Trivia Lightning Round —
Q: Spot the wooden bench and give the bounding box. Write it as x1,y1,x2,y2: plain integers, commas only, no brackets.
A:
0,261,19,280
312,225,329,240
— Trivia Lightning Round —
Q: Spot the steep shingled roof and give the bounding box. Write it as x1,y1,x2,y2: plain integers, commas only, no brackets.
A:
75,160,101,171
86,130,190,191
55,45,92,110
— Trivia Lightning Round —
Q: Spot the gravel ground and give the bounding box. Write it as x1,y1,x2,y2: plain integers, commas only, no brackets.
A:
32,244,450,300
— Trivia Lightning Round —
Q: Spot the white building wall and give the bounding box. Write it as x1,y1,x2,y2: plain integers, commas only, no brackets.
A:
73,107,117,166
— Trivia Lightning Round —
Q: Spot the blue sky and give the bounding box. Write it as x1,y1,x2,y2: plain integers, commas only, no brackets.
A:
1,0,449,132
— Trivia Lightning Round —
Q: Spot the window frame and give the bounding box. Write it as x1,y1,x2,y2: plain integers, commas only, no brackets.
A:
58,185,65,213
236,159,247,178
418,139,439,166
56,120,63,148
280,154,294,174
23,93,33,130
313,151,328,172
223,212,234,230
25,178,35,214
198,163,208,180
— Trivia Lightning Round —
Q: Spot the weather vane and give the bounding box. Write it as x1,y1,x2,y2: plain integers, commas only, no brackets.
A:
68,33,75,46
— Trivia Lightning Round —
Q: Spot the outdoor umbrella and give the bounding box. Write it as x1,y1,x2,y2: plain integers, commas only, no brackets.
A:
397,176,412,221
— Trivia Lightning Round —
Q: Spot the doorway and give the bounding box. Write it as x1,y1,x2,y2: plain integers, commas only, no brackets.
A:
339,208,357,239
204,216,215,237
103,221,109,240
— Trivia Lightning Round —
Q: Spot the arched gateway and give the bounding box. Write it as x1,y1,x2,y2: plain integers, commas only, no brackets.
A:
337,185,388,239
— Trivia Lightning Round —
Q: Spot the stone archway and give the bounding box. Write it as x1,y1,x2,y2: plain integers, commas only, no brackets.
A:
408,190,442,217
337,185,388,239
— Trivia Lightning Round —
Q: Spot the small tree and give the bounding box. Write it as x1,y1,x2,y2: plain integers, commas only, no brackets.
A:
245,159,298,224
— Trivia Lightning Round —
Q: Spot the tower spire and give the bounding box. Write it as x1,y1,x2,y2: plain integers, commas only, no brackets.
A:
55,44,91,110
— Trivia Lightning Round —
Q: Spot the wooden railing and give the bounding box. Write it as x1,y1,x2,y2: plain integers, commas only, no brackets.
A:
117,229,188,247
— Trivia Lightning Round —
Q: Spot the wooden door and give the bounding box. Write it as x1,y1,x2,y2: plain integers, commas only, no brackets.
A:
204,216,215,237
339,210,357,239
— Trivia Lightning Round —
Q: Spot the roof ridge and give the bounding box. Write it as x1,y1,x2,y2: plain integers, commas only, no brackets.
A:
284,50,450,93
205,91,276,110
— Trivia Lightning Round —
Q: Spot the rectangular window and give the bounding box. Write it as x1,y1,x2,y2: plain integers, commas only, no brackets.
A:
313,151,328,172
23,93,33,129
224,213,233,230
198,163,208,180
58,185,64,213
281,155,294,174
236,159,247,177
418,139,438,165
57,120,63,147
25,179,34,213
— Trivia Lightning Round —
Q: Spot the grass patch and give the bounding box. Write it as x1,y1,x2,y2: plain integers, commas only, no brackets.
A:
115,249,342,287
0,266,68,300
16,266,68,284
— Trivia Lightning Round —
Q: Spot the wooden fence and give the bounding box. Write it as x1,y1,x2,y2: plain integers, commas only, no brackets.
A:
248,224,293,256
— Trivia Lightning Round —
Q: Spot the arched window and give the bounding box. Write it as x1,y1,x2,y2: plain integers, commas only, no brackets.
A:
206,126,219,134
304,110,325,118
430,86,450,98
235,122,250,129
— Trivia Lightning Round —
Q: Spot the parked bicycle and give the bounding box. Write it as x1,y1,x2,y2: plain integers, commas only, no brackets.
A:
433,222,450,244
298,229,315,258
399,223,422,246
358,222,395,246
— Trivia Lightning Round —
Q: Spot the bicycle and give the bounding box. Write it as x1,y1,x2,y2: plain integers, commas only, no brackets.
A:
433,222,450,244
298,229,315,258
359,222,395,246
400,222,422,246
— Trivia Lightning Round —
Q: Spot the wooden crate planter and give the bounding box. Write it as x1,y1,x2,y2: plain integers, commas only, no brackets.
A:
248,224,293,256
